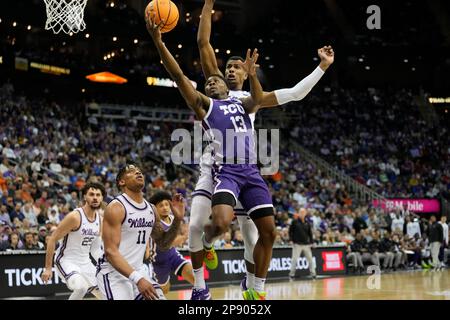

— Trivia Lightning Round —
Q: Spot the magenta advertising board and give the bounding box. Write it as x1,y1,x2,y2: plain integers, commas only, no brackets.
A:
372,199,441,213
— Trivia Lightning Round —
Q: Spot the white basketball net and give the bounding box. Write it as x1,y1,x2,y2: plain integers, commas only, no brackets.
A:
44,0,87,34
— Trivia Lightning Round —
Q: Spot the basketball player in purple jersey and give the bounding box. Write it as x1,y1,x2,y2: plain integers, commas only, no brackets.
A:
97,164,185,300
188,0,335,300
41,182,105,300
148,191,194,294
147,14,277,300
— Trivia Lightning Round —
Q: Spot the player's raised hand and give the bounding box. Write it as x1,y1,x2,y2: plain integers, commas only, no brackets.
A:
137,278,160,300
238,48,260,76
145,11,164,42
318,45,335,69
41,268,53,284
170,193,185,220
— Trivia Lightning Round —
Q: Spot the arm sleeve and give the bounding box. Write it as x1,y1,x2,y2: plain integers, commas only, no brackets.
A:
274,66,325,105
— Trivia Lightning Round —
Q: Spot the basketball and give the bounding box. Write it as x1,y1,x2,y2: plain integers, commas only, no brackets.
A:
145,0,179,33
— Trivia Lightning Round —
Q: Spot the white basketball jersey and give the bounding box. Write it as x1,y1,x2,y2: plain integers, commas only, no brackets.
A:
98,193,156,274
199,90,255,171
55,207,100,264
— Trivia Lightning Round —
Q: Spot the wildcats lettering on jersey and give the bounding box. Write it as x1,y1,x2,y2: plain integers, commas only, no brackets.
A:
202,97,256,164
128,217,153,228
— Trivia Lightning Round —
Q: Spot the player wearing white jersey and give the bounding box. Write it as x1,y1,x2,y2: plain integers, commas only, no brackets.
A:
96,164,185,300
189,0,335,300
41,182,105,300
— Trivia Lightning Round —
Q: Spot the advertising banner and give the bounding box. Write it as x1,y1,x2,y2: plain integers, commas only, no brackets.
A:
372,199,441,213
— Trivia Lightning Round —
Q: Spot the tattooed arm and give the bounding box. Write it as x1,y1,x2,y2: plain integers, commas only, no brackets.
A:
150,194,185,251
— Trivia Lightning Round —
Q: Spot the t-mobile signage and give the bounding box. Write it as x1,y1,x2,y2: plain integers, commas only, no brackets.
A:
372,199,441,213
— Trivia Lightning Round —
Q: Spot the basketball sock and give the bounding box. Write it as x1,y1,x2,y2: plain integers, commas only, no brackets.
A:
202,233,213,249
246,272,255,289
254,276,266,292
193,268,206,289
68,289,87,300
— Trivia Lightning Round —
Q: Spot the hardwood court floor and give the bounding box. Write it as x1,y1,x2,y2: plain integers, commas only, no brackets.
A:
166,269,450,300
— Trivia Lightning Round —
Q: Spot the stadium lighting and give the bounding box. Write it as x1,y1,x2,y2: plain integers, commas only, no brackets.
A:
258,39,263,43
178,44,182,49
411,67,416,71
113,36,117,42
226,50,231,54
134,39,138,44
69,32,73,36
85,33,90,38
110,2,115,8
215,48,219,53
103,56,107,60
0,18,2,23
81,89,86,93
120,48,124,52
111,52,115,57
269,65,274,69
212,10,215,14
265,56,270,60
186,13,190,17
404,59,408,63
13,21,17,27
358,58,364,62
107,54,111,59
365,66,371,70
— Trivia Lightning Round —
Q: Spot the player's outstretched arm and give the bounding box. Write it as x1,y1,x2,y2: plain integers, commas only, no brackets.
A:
258,46,335,108
146,14,209,120
239,49,263,113
41,211,80,283
151,194,185,251
197,0,222,79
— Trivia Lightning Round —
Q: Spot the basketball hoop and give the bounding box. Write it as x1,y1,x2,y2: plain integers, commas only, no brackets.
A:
44,0,88,34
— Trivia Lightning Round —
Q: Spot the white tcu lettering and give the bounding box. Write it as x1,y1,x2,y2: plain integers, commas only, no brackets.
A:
219,104,245,115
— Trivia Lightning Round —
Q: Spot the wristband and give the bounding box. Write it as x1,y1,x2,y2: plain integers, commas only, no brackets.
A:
128,270,143,284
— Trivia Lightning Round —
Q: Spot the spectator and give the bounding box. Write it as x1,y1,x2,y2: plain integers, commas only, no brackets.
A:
232,230,244,247
23,231,40,250
438,215,448,267
429,215,443,269
6,233,21,251
391,213,405,235
347,232,365,273
288,209,316,280
47,209,61,225
352,211,367,234
0,205,12,226
406,216,421,238
21,202,38,226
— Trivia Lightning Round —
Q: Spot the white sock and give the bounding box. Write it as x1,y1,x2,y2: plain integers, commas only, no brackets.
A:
193,268,206,289
68,289,87,300
246,272,255,289
202,233,213,249
254,276,266,292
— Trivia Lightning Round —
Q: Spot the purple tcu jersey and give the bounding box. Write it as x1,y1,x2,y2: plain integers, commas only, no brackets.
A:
202,97,257,164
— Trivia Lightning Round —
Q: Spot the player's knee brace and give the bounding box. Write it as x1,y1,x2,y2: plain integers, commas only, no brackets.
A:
188,196,212,252
67,273,90,292
237,216,258,264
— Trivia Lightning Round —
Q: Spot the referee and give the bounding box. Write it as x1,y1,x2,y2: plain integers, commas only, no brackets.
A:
289,208,316,280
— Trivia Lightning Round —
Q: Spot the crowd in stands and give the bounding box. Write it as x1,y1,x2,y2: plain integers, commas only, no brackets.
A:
0,82,449,273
